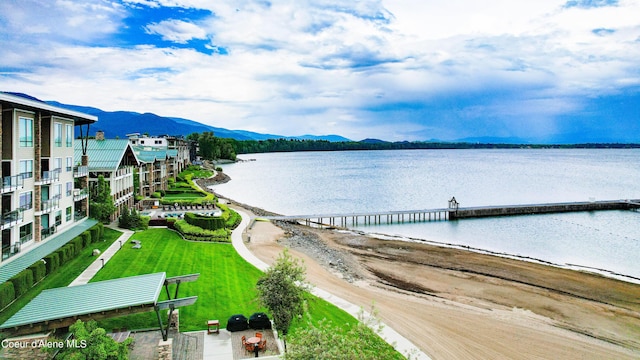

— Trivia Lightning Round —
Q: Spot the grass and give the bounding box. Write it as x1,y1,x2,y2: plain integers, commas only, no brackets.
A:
90,228,364,335
91,228,264,332
163,192,204,200
0,227,122,325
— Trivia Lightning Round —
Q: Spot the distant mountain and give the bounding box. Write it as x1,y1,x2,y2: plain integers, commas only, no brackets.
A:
45,100,350,142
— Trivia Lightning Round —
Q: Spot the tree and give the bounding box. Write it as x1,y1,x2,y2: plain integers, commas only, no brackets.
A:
89,175,116,223
256,249,308,351
284,305,409,360
46,319,133,360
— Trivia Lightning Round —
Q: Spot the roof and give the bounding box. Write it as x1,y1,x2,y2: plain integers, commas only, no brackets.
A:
0,92,97,126
0,219,98,284
75,139,140,170
0,273,167,330
131,145,169,163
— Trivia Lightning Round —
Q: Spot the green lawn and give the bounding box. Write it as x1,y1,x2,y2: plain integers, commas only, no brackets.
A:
163,192,205,200
91,228,264,332
0,227,122,325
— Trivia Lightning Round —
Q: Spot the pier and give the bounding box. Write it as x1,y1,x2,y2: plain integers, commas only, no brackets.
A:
256,199,640,228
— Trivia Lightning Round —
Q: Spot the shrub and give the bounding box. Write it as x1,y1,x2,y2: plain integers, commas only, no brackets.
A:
184,212,225,230
28,261,47,283
10,269,34,298
173,220,230,242
96,222,104,240
90,225,100,243
151,192,162,198
82,231,92,247
58,243,76,265
72,236,84,255
44,252,60,274
215,166,223,172
0,281,16,309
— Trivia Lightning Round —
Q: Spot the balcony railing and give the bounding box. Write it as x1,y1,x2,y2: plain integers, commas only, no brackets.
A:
41,225,57,240
74,165,88,178
1,209,24,230
74,210,87,221
1,243,21,261
1,175,24,194
37,168,61,185
40,196,60,213
73,188,89,201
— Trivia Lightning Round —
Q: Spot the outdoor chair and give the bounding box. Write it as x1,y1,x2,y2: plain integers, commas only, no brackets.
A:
255,332,262,339
258,339,267,351
244,341,255,352
241,335,247,348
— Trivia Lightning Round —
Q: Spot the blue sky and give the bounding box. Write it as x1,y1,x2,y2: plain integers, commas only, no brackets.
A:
1,0,639,142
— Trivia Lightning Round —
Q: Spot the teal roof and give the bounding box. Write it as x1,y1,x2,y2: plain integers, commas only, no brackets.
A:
75,139,139,170
0,219,98,284
0,272,166,329
131,145,169,163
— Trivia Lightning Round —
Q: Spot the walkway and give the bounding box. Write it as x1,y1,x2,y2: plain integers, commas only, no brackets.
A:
68,225,134,287
232,209,432,360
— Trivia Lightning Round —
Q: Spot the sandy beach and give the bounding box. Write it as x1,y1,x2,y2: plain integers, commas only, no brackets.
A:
225,199,640,360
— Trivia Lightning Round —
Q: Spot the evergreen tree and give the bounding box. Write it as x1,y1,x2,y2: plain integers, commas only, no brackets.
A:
90,175,116,223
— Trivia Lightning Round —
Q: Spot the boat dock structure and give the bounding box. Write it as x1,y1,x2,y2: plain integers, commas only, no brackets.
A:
255,198,640,228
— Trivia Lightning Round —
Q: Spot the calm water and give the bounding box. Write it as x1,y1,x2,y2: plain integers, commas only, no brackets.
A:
213,149,640,280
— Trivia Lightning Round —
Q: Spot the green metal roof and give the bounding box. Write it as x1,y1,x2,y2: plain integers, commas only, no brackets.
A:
0,219,98,284
0,272,167,329
131,145,169,163
74,139,139,170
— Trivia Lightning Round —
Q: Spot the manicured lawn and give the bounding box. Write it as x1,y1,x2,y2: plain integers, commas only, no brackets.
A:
0,227,121,325
91,228,264,332
163,192,204,200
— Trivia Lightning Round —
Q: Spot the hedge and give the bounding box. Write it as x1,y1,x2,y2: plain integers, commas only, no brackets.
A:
10,269,34,298
82,231,92,247
90,226,100,243
57,243,75,265
28,261,46,283
0,281,16,309
44,252,60,274
72,236,84,255
184,212,225,230
173,220,231,242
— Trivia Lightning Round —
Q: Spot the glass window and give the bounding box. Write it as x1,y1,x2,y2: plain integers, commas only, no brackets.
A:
19,223,33,243
66,181,73,196
54,122,63,147
66,206,72,221
19,191,32,210
19,160,33,179
19,117,33,147
66,124,73,147
54,157,62,171
53,184,62,199
55,211,62,226
66,157,73,171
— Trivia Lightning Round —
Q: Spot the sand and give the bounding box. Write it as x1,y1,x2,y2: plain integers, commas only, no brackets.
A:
233,203,640,360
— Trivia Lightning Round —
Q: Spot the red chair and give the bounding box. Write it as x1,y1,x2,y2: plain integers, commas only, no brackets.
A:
255,332,263,339
258,339,267,351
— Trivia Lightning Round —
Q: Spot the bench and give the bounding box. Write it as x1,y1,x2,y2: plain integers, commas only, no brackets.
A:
207,319,220,334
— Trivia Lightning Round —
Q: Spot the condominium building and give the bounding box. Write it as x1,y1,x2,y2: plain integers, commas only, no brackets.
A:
1,92,95,263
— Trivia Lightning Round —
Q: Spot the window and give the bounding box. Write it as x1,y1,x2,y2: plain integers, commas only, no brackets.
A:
66,181,73,196
66,124,73,147
19,223,33,243
53,184,62,199
66,157,73,172
19,117,33,147
66,207,72,221
54,122,63,147
55,211,62,226
19,160,33,179
54,157,62,171
19,192,32,211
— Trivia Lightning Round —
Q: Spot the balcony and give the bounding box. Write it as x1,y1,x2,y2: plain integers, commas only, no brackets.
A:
1,209,24,230
1,243,21,261
39,196,60,214
36,168,61,185
41,225,57,240
74,210,87,221
142,181,150,188
74,165,88,178
73,188,89,202
1,175,24,194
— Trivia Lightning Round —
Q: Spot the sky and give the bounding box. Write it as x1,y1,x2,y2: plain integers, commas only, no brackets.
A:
1,0,639,142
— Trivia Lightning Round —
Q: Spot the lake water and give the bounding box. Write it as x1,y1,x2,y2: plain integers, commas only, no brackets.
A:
212,149,640,280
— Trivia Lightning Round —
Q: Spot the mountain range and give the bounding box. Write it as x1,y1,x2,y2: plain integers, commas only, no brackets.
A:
46,101,351,142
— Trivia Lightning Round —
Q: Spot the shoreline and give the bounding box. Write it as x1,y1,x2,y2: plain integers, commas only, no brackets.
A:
212,189,640,359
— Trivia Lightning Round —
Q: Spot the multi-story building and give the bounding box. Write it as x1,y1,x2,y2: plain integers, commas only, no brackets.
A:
1,92,95,263
75,131,140,222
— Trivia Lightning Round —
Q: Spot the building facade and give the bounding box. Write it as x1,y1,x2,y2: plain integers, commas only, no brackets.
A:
1,93,95,263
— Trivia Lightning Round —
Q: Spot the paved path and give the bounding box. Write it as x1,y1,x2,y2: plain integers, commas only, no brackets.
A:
231,209,432,360
68,225,134,287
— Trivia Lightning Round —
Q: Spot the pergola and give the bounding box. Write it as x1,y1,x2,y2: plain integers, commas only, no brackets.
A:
0,272,198,340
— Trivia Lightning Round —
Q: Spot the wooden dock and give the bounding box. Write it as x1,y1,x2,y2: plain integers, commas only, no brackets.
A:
256,199,640,228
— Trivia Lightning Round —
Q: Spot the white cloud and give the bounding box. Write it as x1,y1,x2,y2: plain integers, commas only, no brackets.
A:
145,19,208,43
